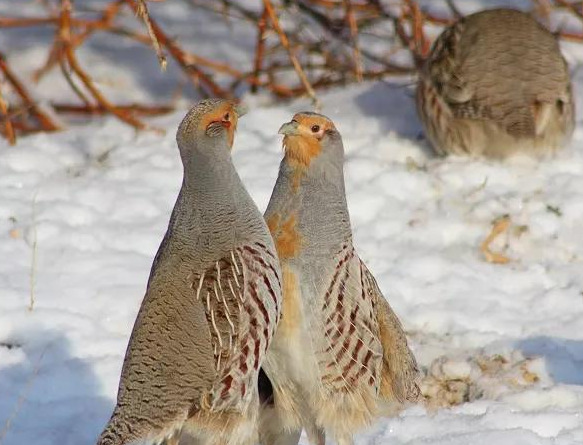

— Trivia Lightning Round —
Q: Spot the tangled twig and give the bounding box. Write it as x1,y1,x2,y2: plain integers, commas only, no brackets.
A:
0,52,61,140
0,0,582,144
262,0,320,108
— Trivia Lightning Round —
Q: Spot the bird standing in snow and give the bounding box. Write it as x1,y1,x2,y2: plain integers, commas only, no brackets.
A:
259,112,419,445
416,8,574,158
96,99,282,445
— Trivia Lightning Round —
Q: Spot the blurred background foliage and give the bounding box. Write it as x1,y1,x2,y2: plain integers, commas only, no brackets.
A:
0,0,581,144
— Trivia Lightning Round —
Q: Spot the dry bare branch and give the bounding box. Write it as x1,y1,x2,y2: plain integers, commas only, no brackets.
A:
0,78,16,145
344,0,364,82
58,0,149,130
0,53,61,133
134,0,168,70
1,0,582,144
125,0,230,98
263,0,320,108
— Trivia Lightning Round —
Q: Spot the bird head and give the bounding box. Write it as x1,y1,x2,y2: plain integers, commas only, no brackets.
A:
177,99,247,156
278,112,343,169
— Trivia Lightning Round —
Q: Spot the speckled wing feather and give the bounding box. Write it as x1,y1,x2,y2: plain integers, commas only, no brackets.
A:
318,244,383,392
359,262,420,404
193,242,281,413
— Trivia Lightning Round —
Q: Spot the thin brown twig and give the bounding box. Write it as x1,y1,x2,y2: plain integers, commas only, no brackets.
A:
343,0,364,82
33,0,125,82
308,0,377,11
558,29,583,41
422,10,454,26
0,12,122,30
0,79,16,145
103,19,295,97
251,8,269,93
287,66,411,93
0,16,58,27
59,0,148,130
262,0,320,108
124,0,229,98
58,57,92,107
53,103,174,115
0,53,61,132
33,44,61,83
135,0,167,70
103,26,237,76
9,0,583,144
405,0,430,59
187,0,259,23
73,0,125,45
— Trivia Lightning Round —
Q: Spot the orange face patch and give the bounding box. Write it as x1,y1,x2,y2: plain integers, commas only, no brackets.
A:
266,212,302,259
283,114,335,167
200,101,239,148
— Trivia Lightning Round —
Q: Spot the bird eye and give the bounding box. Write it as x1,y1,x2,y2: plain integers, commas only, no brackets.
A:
311,125,320,133
223,113,230,121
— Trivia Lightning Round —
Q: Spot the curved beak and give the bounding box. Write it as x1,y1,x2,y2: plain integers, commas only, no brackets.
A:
234,103,248,118
278,120,300,136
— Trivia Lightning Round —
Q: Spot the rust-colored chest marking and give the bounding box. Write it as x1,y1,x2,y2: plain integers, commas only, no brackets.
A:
266,210,303,336
266,212,301,260
266,212,303,335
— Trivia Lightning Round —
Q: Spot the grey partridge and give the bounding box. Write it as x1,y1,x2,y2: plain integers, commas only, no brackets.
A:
417,8,574,158
96,99,282,445
258,113,419,445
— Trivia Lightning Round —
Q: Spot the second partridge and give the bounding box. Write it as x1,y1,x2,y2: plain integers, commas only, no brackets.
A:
258,113,420,445
417,8,574,158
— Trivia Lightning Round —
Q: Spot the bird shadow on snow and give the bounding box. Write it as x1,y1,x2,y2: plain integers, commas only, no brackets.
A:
352,82,418,136
352,81,434,155
0,327,111,445
517,336,583,386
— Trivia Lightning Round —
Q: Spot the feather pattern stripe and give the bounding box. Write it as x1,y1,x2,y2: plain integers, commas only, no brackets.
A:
193,244,280,412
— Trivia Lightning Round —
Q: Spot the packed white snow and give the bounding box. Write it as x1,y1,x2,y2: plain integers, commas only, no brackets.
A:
1,1,583,444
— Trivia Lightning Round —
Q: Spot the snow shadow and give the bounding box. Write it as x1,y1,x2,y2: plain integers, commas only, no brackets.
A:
517,336,583,386
352,81,425,141
0,328,111,445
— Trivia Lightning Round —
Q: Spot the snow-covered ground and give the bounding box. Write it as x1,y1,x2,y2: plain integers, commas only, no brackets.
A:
2,1,583,444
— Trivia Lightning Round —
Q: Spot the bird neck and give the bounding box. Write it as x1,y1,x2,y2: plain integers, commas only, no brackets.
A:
168,143,265,255
182,145,236,195
266,157,353,259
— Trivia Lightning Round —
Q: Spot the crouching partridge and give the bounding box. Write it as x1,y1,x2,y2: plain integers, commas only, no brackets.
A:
258,113,420,445
417,8,574,158
96,99,282,445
